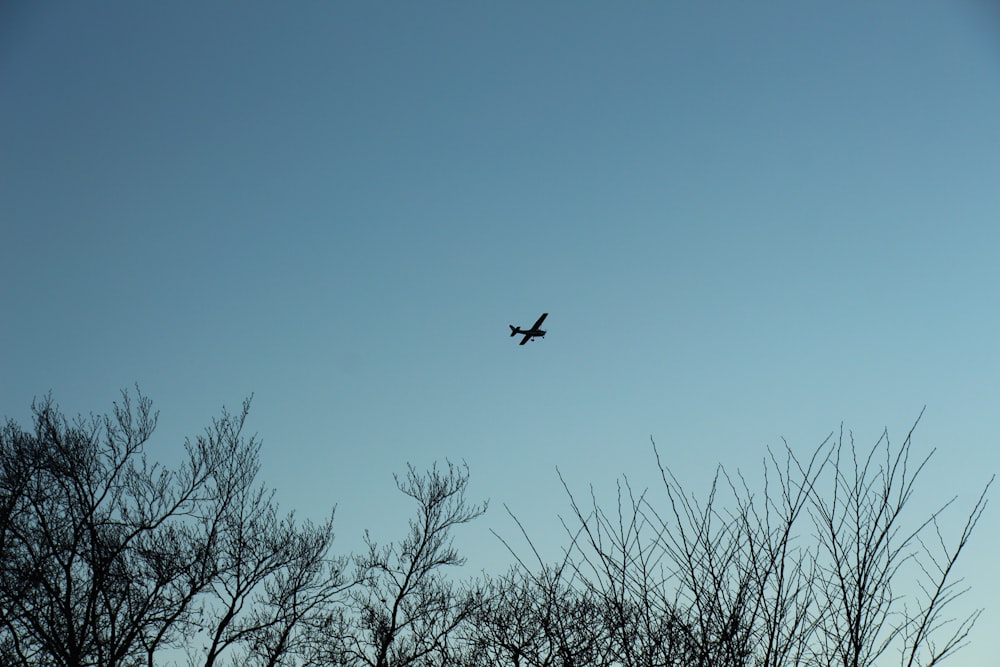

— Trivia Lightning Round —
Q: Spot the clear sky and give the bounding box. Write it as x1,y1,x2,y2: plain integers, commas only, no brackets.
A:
2,2,999,664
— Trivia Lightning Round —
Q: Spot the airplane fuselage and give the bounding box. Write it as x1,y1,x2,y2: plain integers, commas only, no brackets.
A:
511,328,545,337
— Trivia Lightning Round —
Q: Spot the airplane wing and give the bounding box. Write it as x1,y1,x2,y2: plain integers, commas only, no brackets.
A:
519,334,531,345
531,312,548,329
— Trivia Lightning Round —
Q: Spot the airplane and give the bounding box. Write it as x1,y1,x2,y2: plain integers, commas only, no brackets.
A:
509,312,548,345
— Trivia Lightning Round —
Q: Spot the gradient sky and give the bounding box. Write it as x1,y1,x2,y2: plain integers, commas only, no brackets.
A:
2,2,999,664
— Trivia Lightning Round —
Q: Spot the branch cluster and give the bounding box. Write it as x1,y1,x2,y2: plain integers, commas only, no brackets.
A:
490,417,991,667
0,393,990,667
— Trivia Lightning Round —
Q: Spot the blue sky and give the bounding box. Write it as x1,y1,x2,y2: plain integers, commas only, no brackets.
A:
2,2,999,663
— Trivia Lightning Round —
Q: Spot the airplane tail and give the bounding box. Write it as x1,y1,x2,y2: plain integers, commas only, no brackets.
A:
509,325,519,337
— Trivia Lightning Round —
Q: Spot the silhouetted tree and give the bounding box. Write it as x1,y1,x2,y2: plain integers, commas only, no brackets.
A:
546,414,992,667
0,390,346,667
178,402,354,667
324,461,487,667
0,390,215,667
2,391,990,667
464,564,612,667
806,417,991,667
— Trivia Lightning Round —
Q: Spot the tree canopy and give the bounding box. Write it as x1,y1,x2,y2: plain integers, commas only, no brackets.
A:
0,390,990,667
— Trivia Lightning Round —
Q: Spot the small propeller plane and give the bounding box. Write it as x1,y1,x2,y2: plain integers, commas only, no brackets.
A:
509,312,548,345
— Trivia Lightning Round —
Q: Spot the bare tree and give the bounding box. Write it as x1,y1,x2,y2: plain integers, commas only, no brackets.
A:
556,472,717,666
463,567,553,667
0,390,348,667
331,461,487,667
808,415,993,667
728,439,828,667
0,389,219,667
181,403,353,667
471,565,613,667
542,415,991,667
3,391,989,667
200,515,351,667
